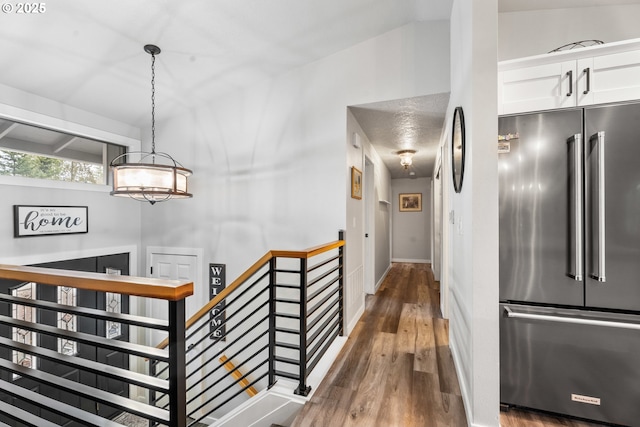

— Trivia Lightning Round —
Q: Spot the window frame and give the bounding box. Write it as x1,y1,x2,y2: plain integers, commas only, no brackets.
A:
0,103,141,191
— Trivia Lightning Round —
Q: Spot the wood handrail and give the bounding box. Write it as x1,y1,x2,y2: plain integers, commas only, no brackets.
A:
0,264,193,301
155,239,345,350
219,355,258,397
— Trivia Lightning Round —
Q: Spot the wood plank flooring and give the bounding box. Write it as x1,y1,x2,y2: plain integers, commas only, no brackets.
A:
291,263,466,427
291,262,610,427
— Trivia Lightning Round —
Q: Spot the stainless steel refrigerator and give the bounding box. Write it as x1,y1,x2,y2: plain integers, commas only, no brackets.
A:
499,102,640,426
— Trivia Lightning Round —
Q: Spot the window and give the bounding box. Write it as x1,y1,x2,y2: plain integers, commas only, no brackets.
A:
57,286,78,355
105,267,122,339
0,118,125,185
12,282,37,375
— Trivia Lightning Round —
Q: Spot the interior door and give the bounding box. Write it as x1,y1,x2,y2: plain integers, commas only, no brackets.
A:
149,253,198,346
584,103,640,311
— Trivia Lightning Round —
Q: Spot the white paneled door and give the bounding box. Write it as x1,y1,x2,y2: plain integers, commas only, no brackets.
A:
148,252,199,345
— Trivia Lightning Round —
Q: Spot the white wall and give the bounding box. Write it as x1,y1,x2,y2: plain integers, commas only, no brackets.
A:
138,20,451,329
391,178,431,263
499,4,640,61
446,0,499,426
0,84,142,269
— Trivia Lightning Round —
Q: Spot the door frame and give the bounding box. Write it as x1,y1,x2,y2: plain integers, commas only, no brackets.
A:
364,156,375,294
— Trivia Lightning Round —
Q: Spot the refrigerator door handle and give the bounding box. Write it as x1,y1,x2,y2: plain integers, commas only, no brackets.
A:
504,307,640,330
590,131,606,282
568,134,583,281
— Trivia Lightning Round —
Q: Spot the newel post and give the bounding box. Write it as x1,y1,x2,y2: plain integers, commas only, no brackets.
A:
268,257,277,387
338,229,345,336
295,257,311,396
168,299,187,427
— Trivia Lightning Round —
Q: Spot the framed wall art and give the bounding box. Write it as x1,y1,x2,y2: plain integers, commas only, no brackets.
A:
399,193,422,212
351,167,362,200
13,205,88,237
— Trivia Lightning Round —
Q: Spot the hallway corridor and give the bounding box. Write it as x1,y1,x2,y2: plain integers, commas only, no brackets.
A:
291,263,467,427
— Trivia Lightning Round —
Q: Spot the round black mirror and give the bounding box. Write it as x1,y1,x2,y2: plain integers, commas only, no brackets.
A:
452,106,465,193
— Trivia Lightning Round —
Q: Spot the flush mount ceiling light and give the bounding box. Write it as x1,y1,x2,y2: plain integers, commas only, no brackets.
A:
110,44,192,205
397,149,416,169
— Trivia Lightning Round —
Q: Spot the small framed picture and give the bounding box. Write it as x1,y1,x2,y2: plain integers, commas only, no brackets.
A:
399,193,422,212
351,167,362,200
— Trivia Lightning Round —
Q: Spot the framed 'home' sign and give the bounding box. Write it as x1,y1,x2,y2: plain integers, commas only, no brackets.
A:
13,205,88,237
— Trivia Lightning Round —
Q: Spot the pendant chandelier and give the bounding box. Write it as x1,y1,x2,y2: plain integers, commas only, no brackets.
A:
110,44,193,205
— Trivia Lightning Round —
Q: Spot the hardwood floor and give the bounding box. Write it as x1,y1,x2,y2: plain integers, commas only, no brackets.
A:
291,262,611,427
291,263,467,427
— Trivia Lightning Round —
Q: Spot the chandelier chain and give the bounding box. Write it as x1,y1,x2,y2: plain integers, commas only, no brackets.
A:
150,51,156,154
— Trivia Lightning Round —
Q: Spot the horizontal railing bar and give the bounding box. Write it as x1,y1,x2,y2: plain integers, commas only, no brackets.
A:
0,337,169,393
0,264,192,301
189,361,267,414
0,293,169,331
307,290,340,332
307,306,340,346
307,288,339,318
190,371,269,426
0,315,168,362
274,356,299,366
186,310,269,369
0,378,121,427
187,335,268,387
308,318,340,362
275,341,299,350
274,369,298,380
275,298,299,304
307,325,341,373
307,274,340,302
0,359,170,424
0,398,58,427
185,288,269,354
275,326,299,335
307,265,339,290
187,338,268,397
307,253,340,273
275,312,299,320
274,284,299,289
274,269,301,274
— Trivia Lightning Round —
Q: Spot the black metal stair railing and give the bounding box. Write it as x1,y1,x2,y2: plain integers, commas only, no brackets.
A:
0,265,192,427
151,231,346,425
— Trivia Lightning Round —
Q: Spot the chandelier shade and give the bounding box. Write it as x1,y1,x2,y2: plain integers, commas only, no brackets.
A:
111,152,192,204
110,44,193,204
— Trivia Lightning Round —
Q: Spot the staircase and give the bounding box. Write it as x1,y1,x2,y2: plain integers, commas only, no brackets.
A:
0,233,345,426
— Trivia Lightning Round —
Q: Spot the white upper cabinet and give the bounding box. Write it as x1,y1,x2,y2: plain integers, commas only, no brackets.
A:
499,39,640,115
498,61,576,115
576,50,640,106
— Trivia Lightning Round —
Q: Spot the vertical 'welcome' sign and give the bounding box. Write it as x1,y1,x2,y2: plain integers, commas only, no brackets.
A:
209,264,226,340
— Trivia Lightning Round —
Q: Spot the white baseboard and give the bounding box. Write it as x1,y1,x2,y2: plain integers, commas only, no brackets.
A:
346,303,365,335
374,264,391,293
391,258,431,264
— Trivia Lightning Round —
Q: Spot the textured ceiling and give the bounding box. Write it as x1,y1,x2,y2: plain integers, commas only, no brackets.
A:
350,93,449,179
0,0,453,128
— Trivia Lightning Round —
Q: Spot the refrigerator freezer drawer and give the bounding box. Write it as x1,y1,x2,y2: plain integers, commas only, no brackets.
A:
500,303,640,426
